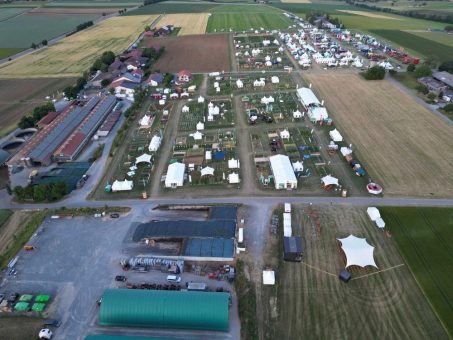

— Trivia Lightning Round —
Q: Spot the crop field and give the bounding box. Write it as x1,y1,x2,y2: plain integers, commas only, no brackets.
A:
337,9,402,19
156,13,209,35
305,73,453,198
124,2,219,15
0,48,24,59
207,12,293,33
0,7,29,20
46,0,141,7
380,207,453,337
0,12,100,49
0,78,76,136
143,34,230,73
370,29,453,61
0,15,159,78
404,30,453,48
29,7,118,14
258,204,449,340
280,0,311,3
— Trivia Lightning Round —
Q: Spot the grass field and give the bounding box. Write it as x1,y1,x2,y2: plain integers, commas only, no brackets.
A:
0,15,159,78
0,316,44,340
370,29,453,61
0,48,24,59
0,13,100,49
405,31,453,48
46,0,141,7
0,209,12,229
380,207,453,337
259,204,449,339
305,73,453,198
280,0,311,3
207,5,293,32
338,9,402,19
0,78,75,135
125,2,219,15
156,13,209,35
0,7,29,20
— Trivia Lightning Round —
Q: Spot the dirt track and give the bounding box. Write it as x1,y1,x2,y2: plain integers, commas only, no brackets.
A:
305,73,453,198
144,34,231,73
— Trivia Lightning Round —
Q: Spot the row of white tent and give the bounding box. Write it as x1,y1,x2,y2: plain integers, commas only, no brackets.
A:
367,207,386,229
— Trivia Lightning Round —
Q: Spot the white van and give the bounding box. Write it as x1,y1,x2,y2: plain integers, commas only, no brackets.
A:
166,275,181,283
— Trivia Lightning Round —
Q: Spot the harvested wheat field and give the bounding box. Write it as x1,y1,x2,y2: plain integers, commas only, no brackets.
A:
0,15,158,78
338,10,401,19
143,34,230,72
305,73,453,198
157,13,209,35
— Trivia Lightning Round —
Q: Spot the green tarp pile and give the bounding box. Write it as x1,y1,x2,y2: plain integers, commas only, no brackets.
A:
14,302,29,311
32,303,46,312
35,295,50,303
19,294,33,302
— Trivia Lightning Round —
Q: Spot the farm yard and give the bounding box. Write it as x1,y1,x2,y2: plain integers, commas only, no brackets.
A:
208,74,296,96
0,11,100,49
156,13,209,36
0,78,76,136
143,34,231,73
380,207,453,338
0,14,159,78
258,204,449,340
305,73,453,198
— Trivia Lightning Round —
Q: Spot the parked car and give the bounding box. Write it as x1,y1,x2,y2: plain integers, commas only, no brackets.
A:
110,213,120,218
43,319,61,328
115,275,127,282
7,292,19,303
166,275,181,283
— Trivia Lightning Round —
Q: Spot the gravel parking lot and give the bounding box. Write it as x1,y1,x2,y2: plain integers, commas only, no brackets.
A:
0,211,239,340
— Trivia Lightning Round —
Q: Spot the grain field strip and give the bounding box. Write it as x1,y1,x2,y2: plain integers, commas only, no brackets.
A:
156,13,209,36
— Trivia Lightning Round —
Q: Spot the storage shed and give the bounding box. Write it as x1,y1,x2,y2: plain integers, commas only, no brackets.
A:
283,236,303,262
99,289,229,331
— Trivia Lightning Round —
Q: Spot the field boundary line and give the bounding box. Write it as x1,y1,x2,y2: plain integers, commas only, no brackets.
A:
350,263,405,281
301,261,337,278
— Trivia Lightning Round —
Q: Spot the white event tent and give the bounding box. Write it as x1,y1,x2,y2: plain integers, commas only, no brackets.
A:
165,162,185,188
269,154,298,190
337,235,378,269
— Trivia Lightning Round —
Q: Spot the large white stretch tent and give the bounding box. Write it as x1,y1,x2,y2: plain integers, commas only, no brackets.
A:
337,235,378,269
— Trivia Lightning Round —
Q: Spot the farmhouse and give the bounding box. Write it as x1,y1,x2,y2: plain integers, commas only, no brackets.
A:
269,154,298,190
165,162,185,188
114,82,140,101
147,73,164,87
8,95,116,167
176,70,192,84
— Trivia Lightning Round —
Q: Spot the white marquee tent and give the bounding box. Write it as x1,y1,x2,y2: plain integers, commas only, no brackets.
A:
201,166,215,177
367,207,381,221
165,162,185,188
297,87,320,108
308,107,328,121
228,172,240,184
329,129,343,142
148,135,161,152
340,147,353,156
269,154,298,190
337,235,378,269
262,270,275,285
228,158,240,169
321,175,339,187
375,218,385,229
112,180,133,192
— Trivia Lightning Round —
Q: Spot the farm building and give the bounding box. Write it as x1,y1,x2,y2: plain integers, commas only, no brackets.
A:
8,95,116,167
133,206,237,260
165,162,185,188
31,162,91,192
432,71,453,88
269,154,298,190
146,73,164,87
99,289,229,331
283,236,303,262
115,82,140,102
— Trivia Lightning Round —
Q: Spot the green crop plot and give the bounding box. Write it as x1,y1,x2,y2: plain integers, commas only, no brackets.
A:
47,0,141,7
0,7,29,21
0,13,100,48
206,7,293,33
371,29,453,61
405,30,453,48
125,2,219,15
381,207,453,338
0,48,24,59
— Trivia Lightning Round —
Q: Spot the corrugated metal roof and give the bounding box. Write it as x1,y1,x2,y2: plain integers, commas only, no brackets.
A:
133,220,236,242
183,238,234,258
99,289,229,331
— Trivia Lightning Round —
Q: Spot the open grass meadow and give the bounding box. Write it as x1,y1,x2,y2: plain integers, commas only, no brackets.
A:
405,30,453,48
0,210,12,229
0,14,159,78
370,29,453,61
0,7,29,20
206,5,293,32
259,205,449,340
0,12,100,49
0,48,24,59
46,0,142,7
380,207,453,337
124,2,220,15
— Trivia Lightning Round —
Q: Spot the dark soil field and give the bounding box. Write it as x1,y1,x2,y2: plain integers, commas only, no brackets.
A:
143,34,231,73
0,77,75,136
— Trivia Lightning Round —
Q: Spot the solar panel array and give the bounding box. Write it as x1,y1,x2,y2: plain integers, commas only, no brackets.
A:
79,95,116,136
29,97,101,163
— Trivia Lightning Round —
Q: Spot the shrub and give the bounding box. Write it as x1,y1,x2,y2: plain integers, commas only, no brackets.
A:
415,64,432,78
363,66,385,80
415,84,429,94
443,103,453,113
407,64,415,72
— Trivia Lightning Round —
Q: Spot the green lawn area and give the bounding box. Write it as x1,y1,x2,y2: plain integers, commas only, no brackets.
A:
124,2,220,15
392,71,419,90
0,209,12,229
0,7,29,21
0,48,24,59
370,29,453,61
380,207,453,338
0,316,44,340
271,2,356,14
47,0,141,6
405,30,453,48
0,13,100,48
207,5,293,32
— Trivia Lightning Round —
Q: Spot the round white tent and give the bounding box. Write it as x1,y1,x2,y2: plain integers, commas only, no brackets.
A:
337,235,378,269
